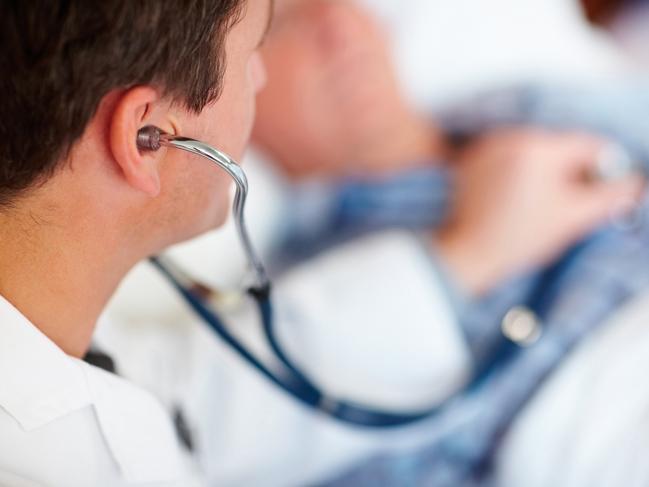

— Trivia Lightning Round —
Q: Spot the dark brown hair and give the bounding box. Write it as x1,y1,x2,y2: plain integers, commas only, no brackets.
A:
0,0,246,207
581,0,628,24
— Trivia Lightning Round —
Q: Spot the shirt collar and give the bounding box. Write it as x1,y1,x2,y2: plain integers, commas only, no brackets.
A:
0,294,92,430
0,294,185,483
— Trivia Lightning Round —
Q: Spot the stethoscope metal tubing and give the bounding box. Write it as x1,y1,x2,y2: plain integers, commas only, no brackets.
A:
137,126,269,290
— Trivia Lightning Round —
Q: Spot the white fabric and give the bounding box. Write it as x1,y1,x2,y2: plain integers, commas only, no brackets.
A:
101,231,470,486
497,291,649,487
0,296,200,487
360,0,631,110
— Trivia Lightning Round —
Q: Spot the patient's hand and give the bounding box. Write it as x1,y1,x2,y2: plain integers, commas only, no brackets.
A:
436,129,644,295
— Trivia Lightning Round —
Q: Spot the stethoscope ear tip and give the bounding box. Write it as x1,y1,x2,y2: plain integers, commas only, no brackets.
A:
137,125,164,151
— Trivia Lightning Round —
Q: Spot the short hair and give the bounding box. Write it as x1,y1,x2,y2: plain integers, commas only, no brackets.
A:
0,0,246,207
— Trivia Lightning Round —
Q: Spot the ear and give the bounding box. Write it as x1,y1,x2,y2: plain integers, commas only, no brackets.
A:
109,86,168,197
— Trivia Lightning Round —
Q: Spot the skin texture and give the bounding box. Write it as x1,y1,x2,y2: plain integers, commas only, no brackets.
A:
436,129,644,294
253,0,446,179
0,0,272,357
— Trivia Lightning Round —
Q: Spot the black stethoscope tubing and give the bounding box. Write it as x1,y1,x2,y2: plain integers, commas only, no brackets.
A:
139,125,581,429
151,244,579,428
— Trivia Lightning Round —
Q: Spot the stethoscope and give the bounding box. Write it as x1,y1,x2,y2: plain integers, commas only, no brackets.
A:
136,125,634,428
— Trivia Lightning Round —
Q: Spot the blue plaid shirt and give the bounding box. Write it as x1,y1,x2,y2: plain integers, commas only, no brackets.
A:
324,226,649,486
273,82,649,485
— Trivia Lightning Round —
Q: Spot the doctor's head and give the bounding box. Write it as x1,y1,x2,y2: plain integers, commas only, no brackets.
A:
0,0,270,256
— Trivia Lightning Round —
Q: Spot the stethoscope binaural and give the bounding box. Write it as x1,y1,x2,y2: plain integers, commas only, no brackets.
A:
135,125,601,428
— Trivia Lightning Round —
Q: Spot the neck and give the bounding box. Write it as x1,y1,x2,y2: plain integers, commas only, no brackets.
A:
0,196,140,358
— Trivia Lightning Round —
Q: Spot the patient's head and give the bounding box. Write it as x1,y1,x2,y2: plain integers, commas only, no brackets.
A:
253,0,440,179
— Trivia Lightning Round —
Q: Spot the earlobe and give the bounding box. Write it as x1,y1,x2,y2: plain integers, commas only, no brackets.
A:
109,86,164,197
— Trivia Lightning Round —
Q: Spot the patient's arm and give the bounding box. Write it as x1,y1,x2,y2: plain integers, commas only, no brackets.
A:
272,126,642,298
435,128,642,294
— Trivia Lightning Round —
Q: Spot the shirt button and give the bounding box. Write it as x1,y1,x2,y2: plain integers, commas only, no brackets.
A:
501,306,542,347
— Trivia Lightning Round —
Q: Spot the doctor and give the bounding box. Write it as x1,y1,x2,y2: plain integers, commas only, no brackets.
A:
0,0,640,486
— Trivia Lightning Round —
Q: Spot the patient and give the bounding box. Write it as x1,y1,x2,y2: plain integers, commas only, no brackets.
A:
254,0,641,294
252,0,649,485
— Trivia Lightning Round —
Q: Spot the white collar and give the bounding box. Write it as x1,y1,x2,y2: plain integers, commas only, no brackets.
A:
0,294,184,483
0,294,92,430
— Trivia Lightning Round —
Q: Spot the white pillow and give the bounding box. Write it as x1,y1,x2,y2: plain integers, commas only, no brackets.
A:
360,0,630,109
